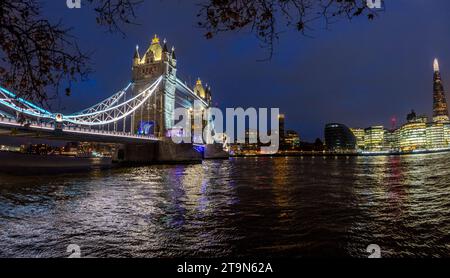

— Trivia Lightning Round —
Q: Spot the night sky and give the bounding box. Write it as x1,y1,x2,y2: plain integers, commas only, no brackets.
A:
42,0,450,141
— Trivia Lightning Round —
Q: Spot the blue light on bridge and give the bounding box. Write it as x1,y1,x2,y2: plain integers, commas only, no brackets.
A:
138,121,154,135
0,87,53,116
193,145,205,153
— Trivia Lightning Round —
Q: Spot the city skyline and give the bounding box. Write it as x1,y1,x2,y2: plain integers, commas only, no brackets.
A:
1,57,448,148
346,58,449,131
3,1,450,263
323,57,450,154
37,0,450,141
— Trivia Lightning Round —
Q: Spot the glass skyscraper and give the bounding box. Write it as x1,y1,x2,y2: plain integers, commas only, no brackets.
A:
433,59,450,123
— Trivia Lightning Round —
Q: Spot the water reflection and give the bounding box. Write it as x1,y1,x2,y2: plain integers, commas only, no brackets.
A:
1,154,450,257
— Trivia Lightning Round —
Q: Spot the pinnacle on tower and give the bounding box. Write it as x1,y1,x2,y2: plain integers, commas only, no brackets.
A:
147,34,162,61
152,34,160,44
434,58,440,72
194,78,206,99
171,46,176,60
134,45,140,59
163,39,169,53
133,45,141,65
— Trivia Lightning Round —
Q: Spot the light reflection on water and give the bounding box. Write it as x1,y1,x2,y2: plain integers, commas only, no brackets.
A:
0,153,450,258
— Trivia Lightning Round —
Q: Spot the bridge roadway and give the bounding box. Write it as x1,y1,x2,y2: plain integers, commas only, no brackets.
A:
0,117,228,163
0,117,160,144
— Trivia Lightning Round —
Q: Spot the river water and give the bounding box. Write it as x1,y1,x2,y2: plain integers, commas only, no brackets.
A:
1,154,450,258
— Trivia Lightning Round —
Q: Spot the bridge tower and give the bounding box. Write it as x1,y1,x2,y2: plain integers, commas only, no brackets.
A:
132,35,177,137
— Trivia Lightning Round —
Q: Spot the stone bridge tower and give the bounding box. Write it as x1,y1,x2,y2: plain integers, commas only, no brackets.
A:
131,35,177,137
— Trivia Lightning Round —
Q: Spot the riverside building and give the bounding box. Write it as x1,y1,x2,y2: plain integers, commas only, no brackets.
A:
345,59,450,154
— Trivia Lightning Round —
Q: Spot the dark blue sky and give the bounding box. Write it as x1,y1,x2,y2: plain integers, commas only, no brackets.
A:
44,0,450,141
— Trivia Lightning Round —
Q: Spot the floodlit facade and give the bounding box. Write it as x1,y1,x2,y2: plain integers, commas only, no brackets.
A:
384,129,400,151
364,126,385,151
350,128,365,150
352,120,450,153
426,123,446,149
131,35,212,137
444,123,450,145
131,35,178,137
399,122,427,151
285,130,301,150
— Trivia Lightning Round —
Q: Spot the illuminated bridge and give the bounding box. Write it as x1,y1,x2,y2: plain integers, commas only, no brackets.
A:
0,35,221,162
0,76,207,144
0,35,210,144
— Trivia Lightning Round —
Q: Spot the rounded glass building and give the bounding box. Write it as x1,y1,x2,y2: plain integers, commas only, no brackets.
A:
324,123,357,152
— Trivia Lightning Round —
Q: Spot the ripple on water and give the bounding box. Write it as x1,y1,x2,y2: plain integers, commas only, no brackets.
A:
1,154,450,257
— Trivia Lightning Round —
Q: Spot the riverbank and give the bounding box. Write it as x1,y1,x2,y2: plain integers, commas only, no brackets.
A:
0,151,113,174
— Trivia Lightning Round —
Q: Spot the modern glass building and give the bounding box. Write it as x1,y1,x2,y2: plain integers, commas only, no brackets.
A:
285,130,301,150
426,123,446,149
384,129,400,151
350,128,365,150
324,123,356,152
444,123,450,145
364,126,385,151
399,122,427,151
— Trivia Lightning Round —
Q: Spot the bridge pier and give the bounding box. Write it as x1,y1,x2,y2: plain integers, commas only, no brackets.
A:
120,140,202,164
204,143,230,159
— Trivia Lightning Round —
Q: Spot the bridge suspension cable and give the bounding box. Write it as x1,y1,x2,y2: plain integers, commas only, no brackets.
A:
0,87,54,119
69,83,132,116
0,110,14,119
63,76,163,126
0,74,211,134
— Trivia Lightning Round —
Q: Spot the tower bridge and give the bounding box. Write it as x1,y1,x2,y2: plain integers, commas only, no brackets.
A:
0,35,223,163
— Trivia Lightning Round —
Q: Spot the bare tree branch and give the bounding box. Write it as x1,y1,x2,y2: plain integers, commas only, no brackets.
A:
0,0,382,105
88,0,144,36
197,0,383,59
0,0,143,107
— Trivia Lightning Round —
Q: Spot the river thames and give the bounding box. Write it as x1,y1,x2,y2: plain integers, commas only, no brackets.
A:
1,153,450,258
